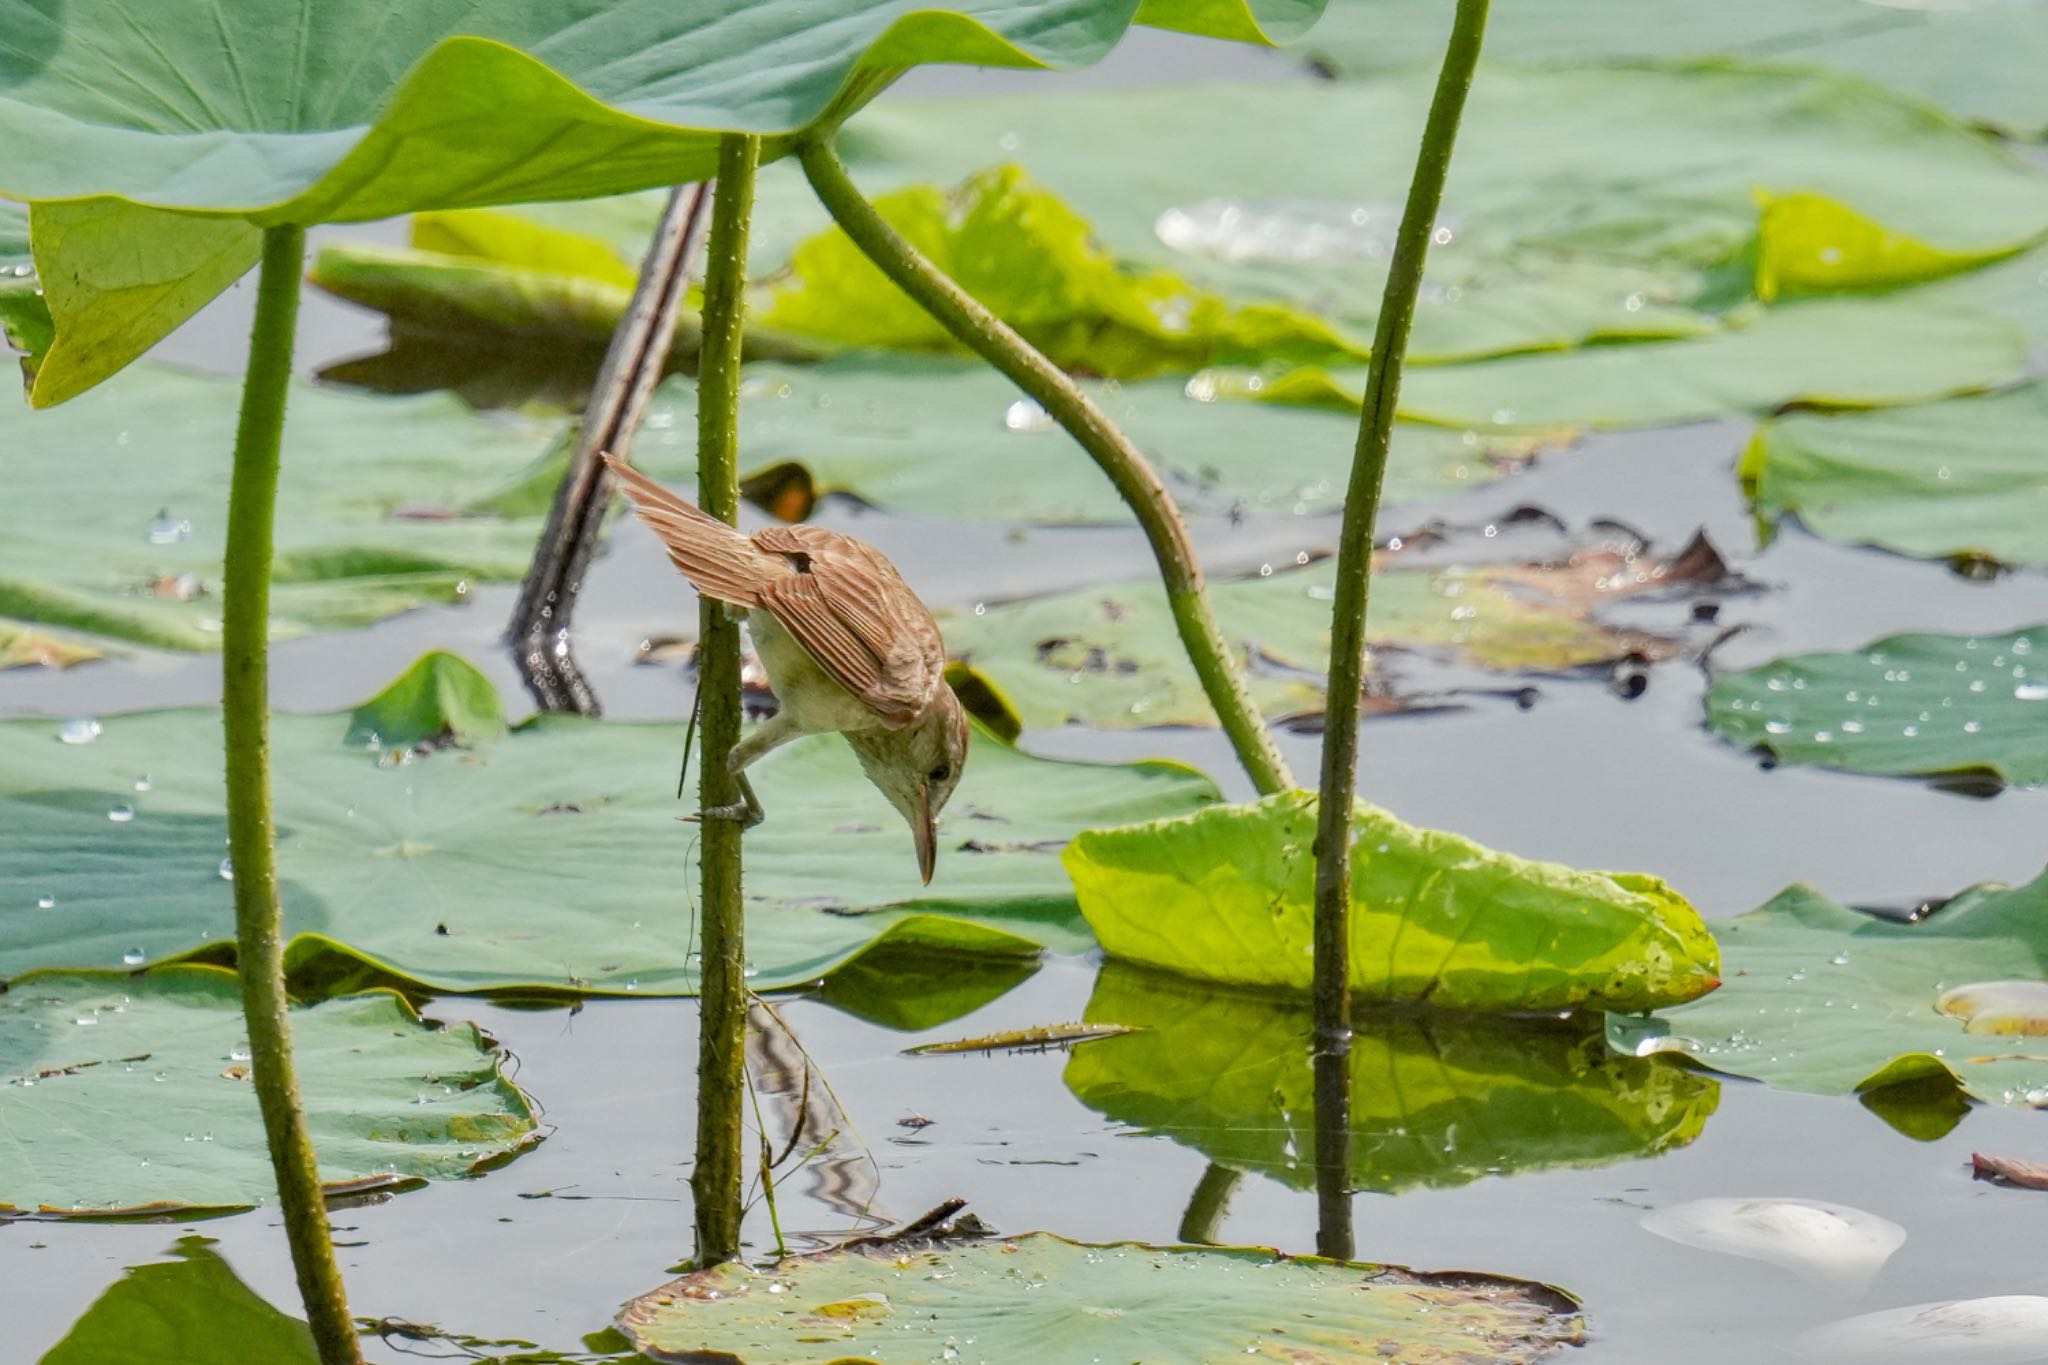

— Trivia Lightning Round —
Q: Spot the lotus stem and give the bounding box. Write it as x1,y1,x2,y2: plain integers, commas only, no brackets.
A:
796,139,1295,798
1313,0,1493,1052
223,223,362,1365
691,133,760,1268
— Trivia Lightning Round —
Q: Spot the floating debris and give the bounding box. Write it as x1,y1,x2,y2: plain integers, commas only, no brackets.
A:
905,1023,1136,1056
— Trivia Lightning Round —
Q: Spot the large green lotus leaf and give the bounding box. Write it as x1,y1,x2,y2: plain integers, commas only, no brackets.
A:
0,364,558,649
1743,383,2048,570
1233,301,2025,430
793,65,2048,314
0,966,536,1215
0,656,1219,994
1301,0,2048,140
1705,627,2048,787
39,1238,317,1365
617,1231,1584,1363
1068,963,1718,1195
639,356,1554,523
1065,791,1721,1011
1609,870,2048,1106
946,545,1682,728
0,0,1324,405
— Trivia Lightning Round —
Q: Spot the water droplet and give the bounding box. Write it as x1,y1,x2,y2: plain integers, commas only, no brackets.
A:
121,948,145,967
1830,953,1851,966
133,776,152,792
107,804,135,823
1963,720,1981,734
1002,398,1054,433
217,857,234,882
2016,682,2048,702
35,895,54,910
145,509,192,545
58,718,101,745
1840,720,1864,734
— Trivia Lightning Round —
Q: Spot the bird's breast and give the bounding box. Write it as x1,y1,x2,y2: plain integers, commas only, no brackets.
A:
747,609,888,735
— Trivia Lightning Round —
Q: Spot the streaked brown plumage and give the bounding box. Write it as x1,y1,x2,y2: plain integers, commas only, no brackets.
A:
605,455,968,883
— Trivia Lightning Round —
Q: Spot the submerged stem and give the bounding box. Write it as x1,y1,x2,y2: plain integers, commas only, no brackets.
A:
691,132,761,1269
223,224,362,1364
796,139,1294,797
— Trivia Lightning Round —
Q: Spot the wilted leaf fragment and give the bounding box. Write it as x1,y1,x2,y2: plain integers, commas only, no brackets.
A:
1068,963,1715,1195
39,1237,318,1365
1065,792,1720,1012
1607,871,2048,1106
1706,627,2048,787
0,968,536,1216
1936,981,2048,1036
1638,1198,1904,1294
617,1233,1584,1364
1971,1153,2048,1193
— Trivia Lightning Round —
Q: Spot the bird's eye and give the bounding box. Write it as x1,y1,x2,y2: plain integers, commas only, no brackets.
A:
929,763,951,784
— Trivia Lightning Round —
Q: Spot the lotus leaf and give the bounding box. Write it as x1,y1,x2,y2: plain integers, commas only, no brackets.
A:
1608,870,2048,1107
1064,791,1721,1011
39,1238,318,1365
0,0,1325,403
0,364,559,650
1706,627,2048,787
945,539,1698,729
1743,383,2048,571
617,1231,1584,1363
0,654,1219,993
0,967,535,1215
1302,0,2048,140
1236,301,2024,430
1067,963,1717,1194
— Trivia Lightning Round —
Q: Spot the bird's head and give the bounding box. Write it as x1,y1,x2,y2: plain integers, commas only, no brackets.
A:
847,686,969,886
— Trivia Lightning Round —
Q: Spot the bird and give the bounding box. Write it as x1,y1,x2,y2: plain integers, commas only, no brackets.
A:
604,455,968,884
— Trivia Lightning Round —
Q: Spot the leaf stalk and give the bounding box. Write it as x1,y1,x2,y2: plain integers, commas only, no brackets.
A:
1313,0,1493,1051
691,132,761,1268
795,138,1294,797
223,223,363,1365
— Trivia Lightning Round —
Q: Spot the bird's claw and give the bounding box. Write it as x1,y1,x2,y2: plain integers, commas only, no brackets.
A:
696,799,763,829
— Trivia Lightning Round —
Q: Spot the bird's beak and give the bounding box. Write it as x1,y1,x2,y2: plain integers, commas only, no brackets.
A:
914,783,936,886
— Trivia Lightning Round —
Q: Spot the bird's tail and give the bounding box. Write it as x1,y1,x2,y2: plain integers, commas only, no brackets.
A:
603,454,769,609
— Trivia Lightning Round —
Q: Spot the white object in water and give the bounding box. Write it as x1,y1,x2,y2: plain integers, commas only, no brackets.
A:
1800,1295,2048,1364
1640,1197,1905,1294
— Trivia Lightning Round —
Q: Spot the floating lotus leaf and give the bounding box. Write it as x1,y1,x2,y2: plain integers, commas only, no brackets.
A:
1234,301,2024,431
1066,791,1720,1011
0,967,535,1216
617,1232,1585,1364
0,654,1219,994
1706,627,2048,787
0,364,558,650
1303,0,2048,139
1067,963,1717,1194
1607,869,2048,1106
1743,383,2048,571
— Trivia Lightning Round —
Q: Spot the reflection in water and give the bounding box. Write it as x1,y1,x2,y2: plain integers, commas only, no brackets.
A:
1067,963,1718,1194
1313,1042,1353,1260
43,1237,317,1362
744,1001,882,1239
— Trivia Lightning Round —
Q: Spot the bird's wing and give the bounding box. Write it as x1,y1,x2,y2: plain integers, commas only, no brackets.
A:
753,524,945,730
604,456,774,608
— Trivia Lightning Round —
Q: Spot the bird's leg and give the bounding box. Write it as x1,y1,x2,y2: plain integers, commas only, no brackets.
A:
695,708,801,829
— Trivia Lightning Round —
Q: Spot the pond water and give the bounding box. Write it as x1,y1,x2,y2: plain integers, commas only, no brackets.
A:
7,23,2048,1365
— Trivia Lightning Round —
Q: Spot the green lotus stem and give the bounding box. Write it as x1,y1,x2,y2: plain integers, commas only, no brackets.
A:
692,132,760,1269
223,223,362,1365
796,139,1294,798
1313,0,1493,1048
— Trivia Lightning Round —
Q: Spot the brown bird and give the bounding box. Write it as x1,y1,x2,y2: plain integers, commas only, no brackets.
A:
605,456,968,884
